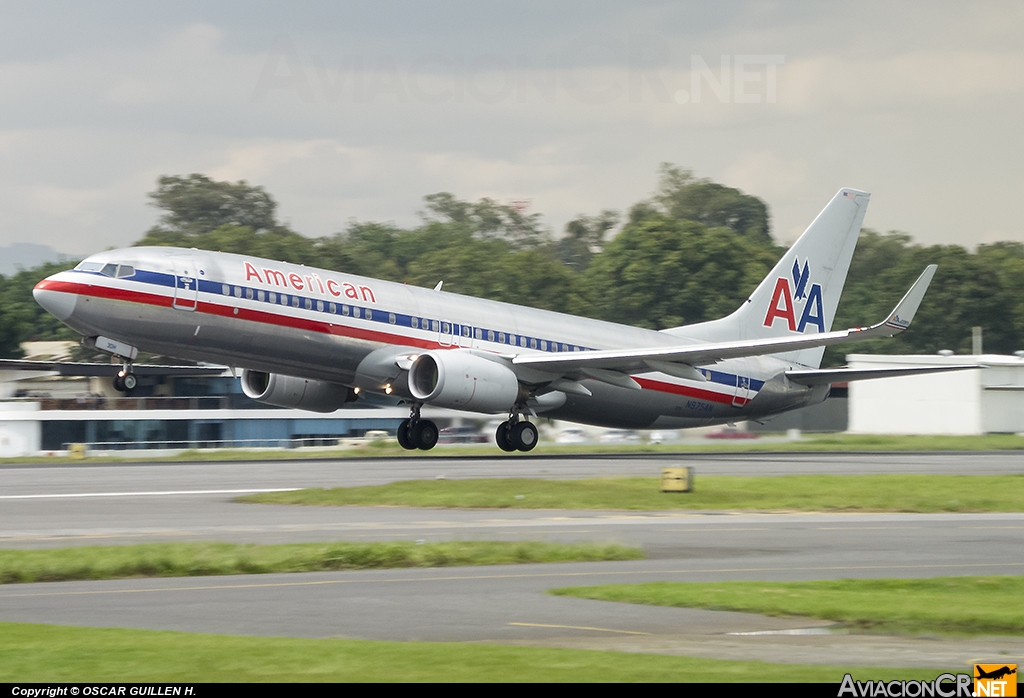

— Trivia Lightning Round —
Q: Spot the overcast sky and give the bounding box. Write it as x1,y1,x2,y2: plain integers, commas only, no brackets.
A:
1,0,1022,256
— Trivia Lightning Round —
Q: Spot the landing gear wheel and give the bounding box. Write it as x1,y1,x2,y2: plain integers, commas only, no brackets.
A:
495,421,516,452
396,419,415,450
511,421,538,452
122,373,137,391
411,420,438,450
112,375,125,391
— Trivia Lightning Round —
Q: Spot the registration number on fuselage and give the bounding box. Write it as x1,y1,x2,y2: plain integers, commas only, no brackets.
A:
686,400,713,413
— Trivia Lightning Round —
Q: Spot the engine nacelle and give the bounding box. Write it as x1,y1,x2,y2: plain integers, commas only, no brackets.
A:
408,350,520,414
240,370,356,413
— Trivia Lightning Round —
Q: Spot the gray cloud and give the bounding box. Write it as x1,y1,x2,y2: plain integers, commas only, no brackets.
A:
0,1,1021,255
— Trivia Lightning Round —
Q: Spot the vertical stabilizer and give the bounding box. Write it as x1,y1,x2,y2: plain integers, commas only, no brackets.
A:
665,188,870,368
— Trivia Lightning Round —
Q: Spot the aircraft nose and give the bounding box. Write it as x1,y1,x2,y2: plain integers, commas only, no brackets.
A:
33,278,77,321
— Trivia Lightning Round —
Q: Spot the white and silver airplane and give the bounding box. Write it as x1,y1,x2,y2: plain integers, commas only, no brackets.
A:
33,188,963,451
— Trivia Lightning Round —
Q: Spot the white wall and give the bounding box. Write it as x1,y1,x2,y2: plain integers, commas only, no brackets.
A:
848,354,1024,435
0,420,40,456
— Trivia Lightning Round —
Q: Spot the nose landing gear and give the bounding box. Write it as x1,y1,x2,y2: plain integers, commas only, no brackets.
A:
112,364,137,393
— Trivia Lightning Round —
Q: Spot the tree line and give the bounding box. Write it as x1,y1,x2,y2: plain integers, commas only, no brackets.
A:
5,165,1023,365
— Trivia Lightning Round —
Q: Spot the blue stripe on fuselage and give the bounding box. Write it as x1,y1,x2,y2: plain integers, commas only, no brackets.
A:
69,267,765,393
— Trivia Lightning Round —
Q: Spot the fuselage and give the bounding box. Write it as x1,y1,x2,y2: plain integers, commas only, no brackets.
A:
33,246,822,429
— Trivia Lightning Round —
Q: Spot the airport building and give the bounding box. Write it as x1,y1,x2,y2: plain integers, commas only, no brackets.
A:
0,343,469,456
847,353,1024,435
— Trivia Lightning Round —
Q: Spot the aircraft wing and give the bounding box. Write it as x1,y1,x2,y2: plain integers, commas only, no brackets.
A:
0,359,227,377
513,265,938,381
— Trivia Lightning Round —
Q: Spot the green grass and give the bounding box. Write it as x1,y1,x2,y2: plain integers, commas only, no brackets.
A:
0,622,941,682
552,576,1024,635
240,474,1024,512
15,432,1024,464
0,541,642,584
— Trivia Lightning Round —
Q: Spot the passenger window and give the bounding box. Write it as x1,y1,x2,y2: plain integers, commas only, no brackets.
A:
317,300,324,312
342,305,350,316
530,338,538,350
246,288,254,300
269,292,276,303
291,296,299,307
389,312,396,324
411,317,419,329
353,307,361,319
487,330,494,342
257,290,265,302
222,284,230,295
365,309,372,320
304,298,312,310
329,302,336,313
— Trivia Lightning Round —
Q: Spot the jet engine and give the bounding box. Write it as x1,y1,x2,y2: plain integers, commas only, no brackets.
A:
407,350,521,413
240,370,356,413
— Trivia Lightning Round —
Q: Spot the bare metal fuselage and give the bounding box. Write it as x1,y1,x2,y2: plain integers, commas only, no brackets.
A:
34,247,824,429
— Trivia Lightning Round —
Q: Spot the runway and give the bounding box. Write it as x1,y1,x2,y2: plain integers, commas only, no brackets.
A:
2,452,1024,668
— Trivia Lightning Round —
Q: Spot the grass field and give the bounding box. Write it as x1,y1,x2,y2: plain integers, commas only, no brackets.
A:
552,576,1024,635
0,541,642,584
0,622,942,682
240,474,1024,512
12,432,1024,464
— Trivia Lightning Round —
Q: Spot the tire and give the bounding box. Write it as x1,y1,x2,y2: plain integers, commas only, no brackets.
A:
412,420,438,450
396,419,414,450
512,421,538,452
112,375,125,392
495,421,516,452
122,374,137,391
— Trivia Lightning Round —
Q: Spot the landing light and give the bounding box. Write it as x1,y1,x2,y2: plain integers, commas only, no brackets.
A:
384,383,393,395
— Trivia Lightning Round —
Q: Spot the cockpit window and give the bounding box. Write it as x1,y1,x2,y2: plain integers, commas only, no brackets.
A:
97,263,135,278
75,261,104,272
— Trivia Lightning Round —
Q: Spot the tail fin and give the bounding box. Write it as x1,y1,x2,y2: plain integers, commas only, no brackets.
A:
665,188,870,368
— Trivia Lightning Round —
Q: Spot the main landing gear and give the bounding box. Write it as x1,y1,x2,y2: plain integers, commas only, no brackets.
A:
397,403,438,451
495,415,538,453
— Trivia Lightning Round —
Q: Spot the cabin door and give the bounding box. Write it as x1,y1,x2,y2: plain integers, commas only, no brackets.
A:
171,254,198,311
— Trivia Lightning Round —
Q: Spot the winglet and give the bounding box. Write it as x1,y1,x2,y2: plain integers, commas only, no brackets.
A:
880,264,936,333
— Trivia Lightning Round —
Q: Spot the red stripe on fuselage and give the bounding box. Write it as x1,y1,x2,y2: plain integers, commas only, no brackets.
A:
633,376,749,406
38,278,750,405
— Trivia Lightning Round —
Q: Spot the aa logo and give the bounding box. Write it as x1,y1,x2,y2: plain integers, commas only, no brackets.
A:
975,664,1017,697
762,257,825,333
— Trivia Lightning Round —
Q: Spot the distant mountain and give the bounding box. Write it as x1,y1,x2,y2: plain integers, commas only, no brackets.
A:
0,243,75,276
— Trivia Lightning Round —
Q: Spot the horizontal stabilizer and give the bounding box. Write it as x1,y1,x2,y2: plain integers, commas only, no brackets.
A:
786,364,981,387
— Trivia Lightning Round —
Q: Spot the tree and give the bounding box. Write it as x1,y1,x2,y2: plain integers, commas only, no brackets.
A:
579,215,780,329
647,164,771,242
146,174,279,236
0,261,80,357
420,193,548,249
554,210,620,271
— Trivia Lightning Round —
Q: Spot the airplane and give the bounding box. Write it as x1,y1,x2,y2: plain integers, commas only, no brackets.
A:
976,666,1017,681
32,188,972,452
